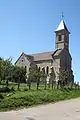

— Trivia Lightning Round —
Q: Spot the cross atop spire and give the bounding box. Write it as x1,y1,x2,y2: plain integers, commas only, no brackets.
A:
61,12,64,19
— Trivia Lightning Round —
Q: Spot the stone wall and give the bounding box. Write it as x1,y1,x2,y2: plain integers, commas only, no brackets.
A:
15,54,30,73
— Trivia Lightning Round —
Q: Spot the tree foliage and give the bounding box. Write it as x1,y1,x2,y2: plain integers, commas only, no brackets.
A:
0,57,12,81
0,57,26,88
58,68,70,87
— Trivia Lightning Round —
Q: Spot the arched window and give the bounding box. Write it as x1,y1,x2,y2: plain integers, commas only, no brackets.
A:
22,59,23,62
25,66,27,72
38,67,40,72
46,66,49,74
58,35,61,41
50,67,55,79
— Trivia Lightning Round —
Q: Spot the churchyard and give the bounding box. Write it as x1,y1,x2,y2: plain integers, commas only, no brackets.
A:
0,57,80,111
0,81,80,111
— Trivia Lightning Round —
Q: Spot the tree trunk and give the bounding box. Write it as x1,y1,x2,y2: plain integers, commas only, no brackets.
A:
27,78,31,90
37,79,39,90
52,80,53,90
44,79,47,90
6,80,8,87
29,84,31,90
57,82,59,89
18,82,20,90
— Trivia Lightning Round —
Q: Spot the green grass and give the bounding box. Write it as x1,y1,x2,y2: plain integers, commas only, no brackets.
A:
0,87,80,111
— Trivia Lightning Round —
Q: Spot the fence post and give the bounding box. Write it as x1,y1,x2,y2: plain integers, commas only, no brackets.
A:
77,82,79,90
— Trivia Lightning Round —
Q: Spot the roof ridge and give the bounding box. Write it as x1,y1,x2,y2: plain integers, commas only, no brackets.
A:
26,51,54,56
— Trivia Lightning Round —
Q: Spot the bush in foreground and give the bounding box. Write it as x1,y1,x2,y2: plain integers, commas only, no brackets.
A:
0,87,10,93
0,88,80,111
0,93,4,99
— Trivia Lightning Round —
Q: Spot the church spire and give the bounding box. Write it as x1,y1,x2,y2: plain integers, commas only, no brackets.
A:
55,14,69,33
55,17,70,50
55,20,69,33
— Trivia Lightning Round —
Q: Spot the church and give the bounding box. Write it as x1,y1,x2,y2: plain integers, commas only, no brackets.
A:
15,19,74,82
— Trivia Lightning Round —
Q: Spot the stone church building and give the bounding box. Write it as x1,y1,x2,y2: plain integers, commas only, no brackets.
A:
15,19,74,82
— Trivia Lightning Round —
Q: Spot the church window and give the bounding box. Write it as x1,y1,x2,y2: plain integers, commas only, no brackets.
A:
22,59,23,62
38,67,40,71
46,66,49,74
25,66,27,72
58,35,61,41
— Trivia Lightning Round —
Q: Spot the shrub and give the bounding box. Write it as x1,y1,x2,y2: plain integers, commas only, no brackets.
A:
24,88,28,91
0,94,4,99
10,87,15,92
0,87,10,92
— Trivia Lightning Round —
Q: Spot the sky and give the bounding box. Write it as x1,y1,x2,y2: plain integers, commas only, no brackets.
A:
0,0,80,81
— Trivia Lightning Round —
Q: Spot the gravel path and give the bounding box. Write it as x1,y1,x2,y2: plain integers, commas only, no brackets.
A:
0,98,80,120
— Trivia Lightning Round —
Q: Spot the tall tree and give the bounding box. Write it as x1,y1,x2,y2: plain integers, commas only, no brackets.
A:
12,66,26,90
0,57,12,85
40,71,47,90
58,68,70,87
28,69,41,90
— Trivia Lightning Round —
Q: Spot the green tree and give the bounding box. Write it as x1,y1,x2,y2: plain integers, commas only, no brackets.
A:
58,68,70,88
0,57,12,86
12,66,26,90
28,69,41,90
40,71,47,90
50,68,56,89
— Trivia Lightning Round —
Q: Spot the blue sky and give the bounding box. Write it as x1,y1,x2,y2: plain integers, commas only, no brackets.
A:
0,0,80,81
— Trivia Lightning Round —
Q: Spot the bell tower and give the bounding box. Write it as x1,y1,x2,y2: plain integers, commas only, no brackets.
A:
55,20,70,50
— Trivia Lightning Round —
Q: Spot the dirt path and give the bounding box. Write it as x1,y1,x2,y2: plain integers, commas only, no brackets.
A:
0,98,80,120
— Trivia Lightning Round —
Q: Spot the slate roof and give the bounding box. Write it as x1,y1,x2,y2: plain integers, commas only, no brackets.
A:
31,51,54,61
55,20,69,33
24,49,62,62
15,49,63,64
53,49,62,56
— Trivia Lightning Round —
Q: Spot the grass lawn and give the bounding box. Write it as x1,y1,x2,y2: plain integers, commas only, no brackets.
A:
0,84,80,111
